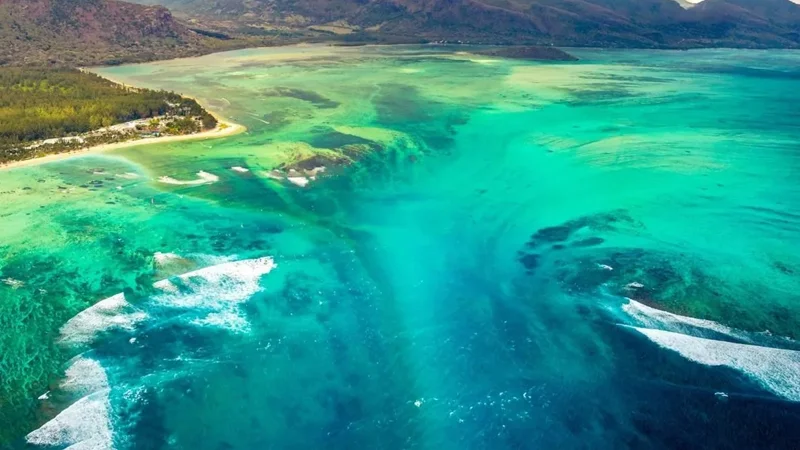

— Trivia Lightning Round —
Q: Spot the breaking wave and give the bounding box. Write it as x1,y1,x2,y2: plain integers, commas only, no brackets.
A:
60,357,110,398
152,257,276,308
621,298,750,342
632,327,800,402
60,294,148,346
28,357,113,450
29,257,278,448
61,256,276,346
27,391,113,450
619,298,800,402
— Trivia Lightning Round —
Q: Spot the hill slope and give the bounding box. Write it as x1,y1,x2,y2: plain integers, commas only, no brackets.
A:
0,0,218,66
129,0,800,48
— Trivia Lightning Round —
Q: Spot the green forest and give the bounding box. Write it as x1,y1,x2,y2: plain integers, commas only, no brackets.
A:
0,68,217,163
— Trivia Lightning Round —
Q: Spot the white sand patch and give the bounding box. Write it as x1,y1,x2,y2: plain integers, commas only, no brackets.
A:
2,277,24,289
263,170,284,180
115,172,139,180
287,176,309,187
158,171,219,186
60,294,148,346
308,166,326,177
231,166,250,173
468,58,500,65
26,390,113,450
633,327,800,401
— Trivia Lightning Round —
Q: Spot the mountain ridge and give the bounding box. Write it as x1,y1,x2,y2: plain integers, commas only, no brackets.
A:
130,0,800,48
2,0,800,70
0,0,291,66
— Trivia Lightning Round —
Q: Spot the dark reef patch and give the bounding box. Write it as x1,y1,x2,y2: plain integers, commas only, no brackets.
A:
516,211,799,339
372,83,470,150
525,210,635,249
571,237,606,248
263,87,339,109
307,128,380,151
518,253,540,272
373,83,434,125
544,246,800,339
259,110,293,130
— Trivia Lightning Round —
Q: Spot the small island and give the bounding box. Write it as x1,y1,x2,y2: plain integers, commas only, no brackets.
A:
0,68,220,165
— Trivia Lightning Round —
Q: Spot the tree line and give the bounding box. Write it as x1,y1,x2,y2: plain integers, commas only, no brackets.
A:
0,68,216,159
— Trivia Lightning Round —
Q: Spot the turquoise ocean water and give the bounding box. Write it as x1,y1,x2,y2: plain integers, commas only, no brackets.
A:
1,46,799,448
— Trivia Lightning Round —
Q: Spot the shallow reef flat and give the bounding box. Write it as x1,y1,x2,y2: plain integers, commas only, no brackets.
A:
1,45,800,449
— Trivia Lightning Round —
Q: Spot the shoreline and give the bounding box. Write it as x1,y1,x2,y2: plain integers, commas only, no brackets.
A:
0,79,246,172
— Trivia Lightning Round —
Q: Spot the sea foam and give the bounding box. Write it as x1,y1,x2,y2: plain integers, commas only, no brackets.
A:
622,299,748,342
30,259,275,447
152,257,276,307
60,357,110,398
26,390,113,450
633,327,800,402
60,294,148,346
152,257,276,333
191,310,251,333
60,257,276,347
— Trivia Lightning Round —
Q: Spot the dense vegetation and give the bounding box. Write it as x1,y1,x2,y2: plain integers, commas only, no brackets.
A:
0,68,217,163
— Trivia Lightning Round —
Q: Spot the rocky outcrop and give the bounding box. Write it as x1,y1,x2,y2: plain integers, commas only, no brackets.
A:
0,0,216,66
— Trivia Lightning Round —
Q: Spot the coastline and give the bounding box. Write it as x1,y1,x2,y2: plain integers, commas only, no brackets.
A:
0,77,246,172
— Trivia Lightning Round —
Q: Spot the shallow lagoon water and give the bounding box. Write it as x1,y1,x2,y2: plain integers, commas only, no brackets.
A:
1,45,800,448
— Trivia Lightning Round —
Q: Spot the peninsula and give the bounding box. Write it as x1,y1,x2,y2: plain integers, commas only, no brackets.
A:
0,68,241,168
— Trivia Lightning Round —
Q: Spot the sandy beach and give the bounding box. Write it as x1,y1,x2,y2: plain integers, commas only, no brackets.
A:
0,77,246,172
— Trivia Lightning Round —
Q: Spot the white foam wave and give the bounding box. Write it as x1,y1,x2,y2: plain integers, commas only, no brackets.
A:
158,171,219,186
60,294,148,345
26,390,113,450
60,357,109,398
152,257,276,332
152,257,276,308
192,310,251,333
231,166,250,173
633,327,800,402
60,257,276,347
622,299,748,341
